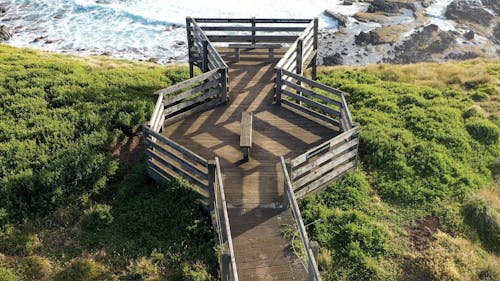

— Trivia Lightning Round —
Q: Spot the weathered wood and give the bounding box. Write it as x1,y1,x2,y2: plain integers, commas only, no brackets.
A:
228,43,283,49
293,149,358,189
163,77,220,106
207,35,298,43
341,93,354,128
295,160,356,199
201,26,307,32
282,79,341,107
276,41,298,68
296,38,303,75
240,112,253,162
150,93,164,132
291,138,359,179
312,17,319,80
155,69,219,97
291,126,360,167
280,157,322,281
163,88,220,116
275,68,283,104
281,99,340,127
282,69,348,98
194,18,312,23
144,125,208,166
164,98,222,125
202,40,209,72
146,149,208,191
208,160,216,211
186,17,195,78
281,89,341,117
145,138,208,180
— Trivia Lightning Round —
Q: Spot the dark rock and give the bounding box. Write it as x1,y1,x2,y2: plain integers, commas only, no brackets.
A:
421,0,435,8
0,25,12,42
343,0,353,5
354,30,383,46
482,0,500,15
148,57,159,63
0,6,7,16
493,23,500,44
445,0,494,27
324,10,349,27
444,51,479,60
32,36,47,43
464,30,474,40
368,0,415,13
387,24,456,63
323,53,343,66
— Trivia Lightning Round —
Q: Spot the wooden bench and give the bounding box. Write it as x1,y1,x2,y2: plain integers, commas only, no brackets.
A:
240,111,253,162
229,43,282,61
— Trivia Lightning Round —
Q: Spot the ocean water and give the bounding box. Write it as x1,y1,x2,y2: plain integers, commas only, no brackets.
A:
1,0,370,63
0,0,456,64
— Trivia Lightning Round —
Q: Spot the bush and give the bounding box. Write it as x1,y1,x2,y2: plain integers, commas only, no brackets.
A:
462,195,500,253
0,230,41,256
11,256,52,281
471,91,489,101
81,205,114,232
54,259,108,281
0,268,20,281
465,118,500,145
463,105,485,119
181,263,213,281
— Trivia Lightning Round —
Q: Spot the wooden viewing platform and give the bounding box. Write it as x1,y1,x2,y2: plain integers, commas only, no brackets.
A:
143,17,360,281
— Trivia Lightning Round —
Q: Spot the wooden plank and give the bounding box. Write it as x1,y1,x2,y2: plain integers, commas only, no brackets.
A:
155,69,219,97
282,79,340,107
280,157,322,281
281,99,339,128
146,149,208,192
240,112,253,148
144,126,208,166
163,78,220,106
145,138,208,180
293,150,358,189
164,88,220,117
207,35,298,43
164,98,222,125
295,160,356,199
291,126,360,167
282,69,347,98
281,89,341,117
303,49,317,71
291,138,359,179
194,18,312,24
228,43,283,49
341,94,354,128
276,41,298,68
150,94,164,131
202,26,307,32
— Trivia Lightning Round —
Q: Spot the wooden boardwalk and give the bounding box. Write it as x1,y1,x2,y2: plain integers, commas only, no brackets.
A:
162,49,334,280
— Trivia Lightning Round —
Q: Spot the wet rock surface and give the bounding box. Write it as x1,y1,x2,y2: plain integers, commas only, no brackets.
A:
355,30,384,46
445,0,494,27
0,25,12,42
367,0,415,14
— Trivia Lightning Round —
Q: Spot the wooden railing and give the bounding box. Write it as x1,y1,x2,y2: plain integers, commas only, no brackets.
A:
281,157,322,281
194,18,312,44
275,18,318,76
289,126,360,198
143,125,210,206
211,157,239,281
276,69,353,131
187,17,228,72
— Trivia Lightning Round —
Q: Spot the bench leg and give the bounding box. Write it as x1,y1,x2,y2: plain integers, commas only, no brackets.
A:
269,48,274,58
242,147,249,162
234,48,240,61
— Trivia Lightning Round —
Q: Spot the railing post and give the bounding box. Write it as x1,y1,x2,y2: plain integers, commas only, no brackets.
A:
186,17,194,78
296,38,303,75
311,241,319,263
208,160,216,212
251,17,256,45
275,68,283,104
219,68,229,104
312,17,319,80
202,40,209,72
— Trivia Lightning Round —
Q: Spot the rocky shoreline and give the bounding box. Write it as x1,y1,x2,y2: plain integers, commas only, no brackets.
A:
319,0,499,65
0,0,499,66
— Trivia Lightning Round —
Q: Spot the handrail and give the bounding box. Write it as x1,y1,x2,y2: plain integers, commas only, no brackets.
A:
281,156,322,281
214,157,239,281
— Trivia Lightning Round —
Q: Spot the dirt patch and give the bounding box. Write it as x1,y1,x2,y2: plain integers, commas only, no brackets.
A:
407,216,440,251
112,133,145,167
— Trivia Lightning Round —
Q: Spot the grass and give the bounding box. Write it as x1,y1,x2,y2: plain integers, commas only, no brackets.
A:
300,59,500,280
0,44,214,280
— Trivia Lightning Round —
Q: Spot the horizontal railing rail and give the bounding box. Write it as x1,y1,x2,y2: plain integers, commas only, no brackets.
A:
194,17,311,45
289,126,360,198
143,125,210,206
211,157,239,281
281,156,322,281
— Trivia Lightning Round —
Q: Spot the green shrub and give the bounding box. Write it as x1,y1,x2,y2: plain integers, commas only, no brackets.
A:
11,256,52,281
465,118,500,145
471,91,489,101
81,204,114,232
462,195,500,253
0,268,20,281
54,259,108,281
463,105,485,119
0,230,41,256
181,263,213,281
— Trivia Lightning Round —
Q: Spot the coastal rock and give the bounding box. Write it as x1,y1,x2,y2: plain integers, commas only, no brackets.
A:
387,24,455,63
0,25,12,42
367,0,415,13
445,0,494,27
0,6,7,16
482,0,500,14
493,23,500,44
444,51,479,60
421,0,436,8
354,31,383,46
464,30,474,40
323,53,343,66
324,10,349,27
343,0,353,5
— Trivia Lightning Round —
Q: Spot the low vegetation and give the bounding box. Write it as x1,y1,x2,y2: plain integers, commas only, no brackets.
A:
299,60,499,280
0,45,214,280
